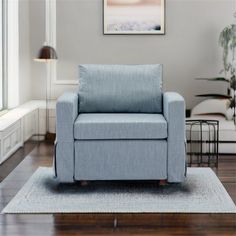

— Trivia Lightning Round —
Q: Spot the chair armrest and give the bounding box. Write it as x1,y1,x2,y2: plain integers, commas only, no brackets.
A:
163,92,186,182
163,92,185,126
56,92,78,142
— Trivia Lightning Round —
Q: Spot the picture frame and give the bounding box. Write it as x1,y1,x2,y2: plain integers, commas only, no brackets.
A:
103,0,165,35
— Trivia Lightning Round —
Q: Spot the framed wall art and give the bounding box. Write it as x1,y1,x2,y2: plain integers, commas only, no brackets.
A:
103,0,165,35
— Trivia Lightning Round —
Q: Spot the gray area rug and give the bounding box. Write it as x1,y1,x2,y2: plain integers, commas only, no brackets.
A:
2,167,236,213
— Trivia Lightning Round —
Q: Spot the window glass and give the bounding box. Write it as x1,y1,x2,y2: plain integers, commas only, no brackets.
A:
0,0,3,110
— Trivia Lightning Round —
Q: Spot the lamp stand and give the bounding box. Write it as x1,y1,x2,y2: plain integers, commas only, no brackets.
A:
34,44,58,142
45,62,54,142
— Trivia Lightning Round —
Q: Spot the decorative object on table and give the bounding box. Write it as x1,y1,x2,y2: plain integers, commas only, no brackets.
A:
103,0,165,35
194,21,236,123
3,167,236,214
191,99,229,118
186,120,219,167
34,44,58,140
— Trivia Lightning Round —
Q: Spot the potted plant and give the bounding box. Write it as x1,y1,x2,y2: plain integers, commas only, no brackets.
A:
195,24,236,122
219,24,236,112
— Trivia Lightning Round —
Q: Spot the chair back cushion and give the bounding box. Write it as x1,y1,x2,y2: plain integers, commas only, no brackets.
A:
78,64,163,113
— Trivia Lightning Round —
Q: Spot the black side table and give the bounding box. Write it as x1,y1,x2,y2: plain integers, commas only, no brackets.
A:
186,120,219,167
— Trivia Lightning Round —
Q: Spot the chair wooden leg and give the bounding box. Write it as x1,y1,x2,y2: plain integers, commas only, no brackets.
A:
159,179,168,186
81,181,89,186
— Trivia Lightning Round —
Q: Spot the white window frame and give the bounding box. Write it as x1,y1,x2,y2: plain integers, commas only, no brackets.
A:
0,0,8,112
0,0,3,110
7,0,19,109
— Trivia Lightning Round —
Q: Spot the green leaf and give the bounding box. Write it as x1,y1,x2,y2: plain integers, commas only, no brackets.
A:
229,98,236,108
195,77,230,82
219,24,236,74
195,94,232,99
230,75,236,90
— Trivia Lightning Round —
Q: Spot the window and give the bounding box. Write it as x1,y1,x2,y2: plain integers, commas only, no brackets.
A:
0,0,3,110
0,0,7,111
0,0,19,111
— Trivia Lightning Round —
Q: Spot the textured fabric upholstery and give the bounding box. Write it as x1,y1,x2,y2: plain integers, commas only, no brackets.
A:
78,64,163,113
54,65,186,183
56,92,79,142
163,92,186,182
55,142,74,183
74,113,167,140
74,140,167,180
55,92,79,183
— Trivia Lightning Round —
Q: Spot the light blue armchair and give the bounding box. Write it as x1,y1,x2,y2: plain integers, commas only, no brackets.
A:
54,64,186,183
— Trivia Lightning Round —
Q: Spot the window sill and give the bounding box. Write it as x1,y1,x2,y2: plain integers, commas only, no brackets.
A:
0,110,8,117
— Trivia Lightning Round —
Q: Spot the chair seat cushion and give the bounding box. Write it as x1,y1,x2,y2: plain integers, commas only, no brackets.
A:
74,113,167,140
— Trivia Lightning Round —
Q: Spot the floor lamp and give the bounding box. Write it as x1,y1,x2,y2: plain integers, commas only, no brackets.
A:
35,45,58,140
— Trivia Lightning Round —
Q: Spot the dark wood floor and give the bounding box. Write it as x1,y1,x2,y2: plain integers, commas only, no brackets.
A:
0,142,236,236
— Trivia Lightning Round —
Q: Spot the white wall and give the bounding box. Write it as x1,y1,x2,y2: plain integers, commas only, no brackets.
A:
29,0,236,109
29,0,47,102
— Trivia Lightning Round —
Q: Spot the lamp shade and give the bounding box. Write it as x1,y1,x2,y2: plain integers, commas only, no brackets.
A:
35,45,58,62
